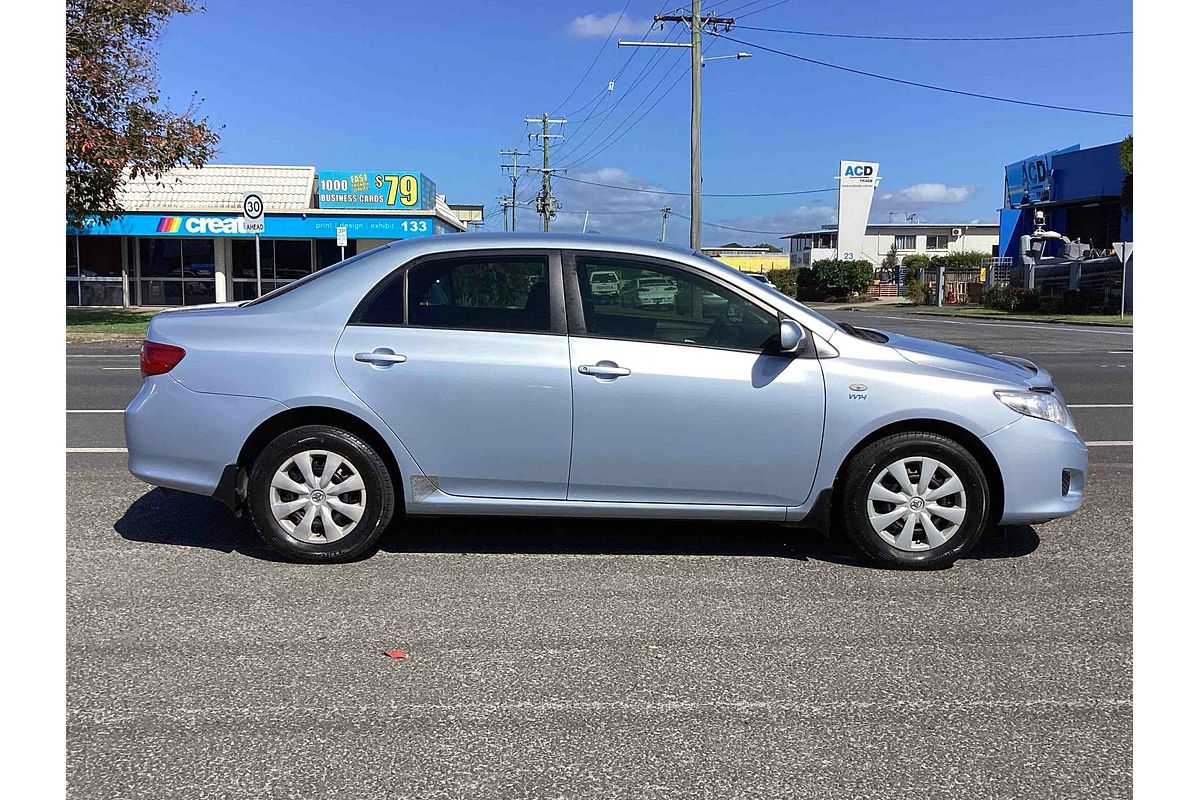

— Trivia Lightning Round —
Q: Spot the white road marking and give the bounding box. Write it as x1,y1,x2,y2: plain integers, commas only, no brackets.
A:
67,409,123,413
1069,404,1132,408
66,447,127,453
1085,441,1134,447
100,367,141,370
66,354,139,358
866,314,1134,336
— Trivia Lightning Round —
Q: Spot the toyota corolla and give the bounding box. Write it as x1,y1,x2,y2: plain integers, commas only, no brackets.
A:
125,233,1085,568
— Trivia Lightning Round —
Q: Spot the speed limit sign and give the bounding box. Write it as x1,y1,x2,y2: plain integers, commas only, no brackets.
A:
241,191,265,233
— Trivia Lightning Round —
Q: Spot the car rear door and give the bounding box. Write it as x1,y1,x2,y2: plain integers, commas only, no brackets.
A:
335,249,572,499
564,251,825,507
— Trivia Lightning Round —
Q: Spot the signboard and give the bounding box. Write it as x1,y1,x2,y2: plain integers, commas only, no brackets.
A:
316,170,436,211
1004,145,1080,208
336,226,348,247
835,160,880,262
73,213,451,238
241,191,265,233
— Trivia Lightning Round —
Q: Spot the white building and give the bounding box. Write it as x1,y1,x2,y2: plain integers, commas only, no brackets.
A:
782,223,1000,268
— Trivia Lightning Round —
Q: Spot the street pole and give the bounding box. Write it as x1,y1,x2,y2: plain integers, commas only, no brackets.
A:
254,233,262,298
689,0,702,250
500,149,526,231
619,6,739,250
582,210,589,233
660,206,671,242
524,114,566,232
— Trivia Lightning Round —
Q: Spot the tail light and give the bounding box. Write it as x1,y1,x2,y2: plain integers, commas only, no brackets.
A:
140,341,186,377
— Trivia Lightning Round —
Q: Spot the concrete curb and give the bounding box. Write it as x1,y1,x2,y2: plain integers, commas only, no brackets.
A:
912,310,1132,328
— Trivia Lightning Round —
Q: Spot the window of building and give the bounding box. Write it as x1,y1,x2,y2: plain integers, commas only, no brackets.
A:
894,234,917,250
814,232,838,249
316,238,358,269
67,235,125,306
575,257,776,352
137,238,216,306
926,234,950,250
398,256,551,333
230,238,314,301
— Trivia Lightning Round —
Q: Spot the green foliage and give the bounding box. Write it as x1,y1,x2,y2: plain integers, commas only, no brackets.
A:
1039,290,1091,314
1119,134,1132,212
983,286,1040,312
811,259,874,299
754,242,784,253
901,253,931,282
766,268,798,297
880,243,899,271
929,251,991,273
67,0,222,226
905,279,929,305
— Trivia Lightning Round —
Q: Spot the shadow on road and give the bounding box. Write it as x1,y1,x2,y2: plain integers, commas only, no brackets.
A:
115,488,1039,566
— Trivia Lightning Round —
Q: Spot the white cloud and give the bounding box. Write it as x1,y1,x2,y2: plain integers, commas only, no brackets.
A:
568,12,653,38
877,183,975,205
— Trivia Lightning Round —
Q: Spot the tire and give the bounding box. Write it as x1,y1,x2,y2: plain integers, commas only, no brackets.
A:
839,432,990,569
247,425,396,563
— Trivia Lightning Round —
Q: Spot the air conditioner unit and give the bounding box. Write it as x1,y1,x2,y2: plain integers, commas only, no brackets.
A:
951,228,963,237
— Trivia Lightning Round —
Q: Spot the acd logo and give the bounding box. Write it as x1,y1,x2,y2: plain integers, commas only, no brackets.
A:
844,164,875,177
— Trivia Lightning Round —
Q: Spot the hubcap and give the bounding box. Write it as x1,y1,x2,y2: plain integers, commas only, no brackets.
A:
269,450,367,544
867,456,967,552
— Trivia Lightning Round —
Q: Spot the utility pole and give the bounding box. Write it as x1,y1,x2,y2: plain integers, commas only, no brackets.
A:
660,206,671,242
619,3,739,249
496,195,512,231
524,113,566,232
499,149,527,231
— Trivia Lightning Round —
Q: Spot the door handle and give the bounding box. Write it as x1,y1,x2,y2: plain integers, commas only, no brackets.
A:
355,349,407,366
579,363,631,378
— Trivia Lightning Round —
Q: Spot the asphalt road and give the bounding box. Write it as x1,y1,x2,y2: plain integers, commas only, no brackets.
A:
66,309,1132,799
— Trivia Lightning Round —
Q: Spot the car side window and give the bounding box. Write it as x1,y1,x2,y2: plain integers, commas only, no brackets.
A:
575,257,777,351
358,255,552,333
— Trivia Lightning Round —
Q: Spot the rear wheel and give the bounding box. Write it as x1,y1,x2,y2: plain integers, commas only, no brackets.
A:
839,432,990,569
247,425,395,563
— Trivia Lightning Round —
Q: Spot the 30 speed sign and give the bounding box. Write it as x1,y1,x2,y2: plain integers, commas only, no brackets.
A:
241,191,266,233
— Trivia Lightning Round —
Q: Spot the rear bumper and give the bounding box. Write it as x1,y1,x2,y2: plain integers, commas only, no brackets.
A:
982,415,1088,525
124,376,286,497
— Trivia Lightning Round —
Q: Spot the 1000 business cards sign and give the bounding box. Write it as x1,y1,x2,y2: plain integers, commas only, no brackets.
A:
317,170,437,211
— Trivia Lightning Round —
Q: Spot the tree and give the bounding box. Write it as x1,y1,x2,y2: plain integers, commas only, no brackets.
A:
66,0,221,226
753,242,783,253
880,242,899,275
1118,134,1132,213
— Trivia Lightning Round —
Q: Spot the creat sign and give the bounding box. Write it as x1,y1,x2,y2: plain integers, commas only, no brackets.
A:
158,215,252,235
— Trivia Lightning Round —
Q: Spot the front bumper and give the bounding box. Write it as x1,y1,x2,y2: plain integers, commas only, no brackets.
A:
982,414,1088,525
125,375,286,496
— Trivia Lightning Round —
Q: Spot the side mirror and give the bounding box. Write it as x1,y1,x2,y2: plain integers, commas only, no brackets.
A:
779,319,806,353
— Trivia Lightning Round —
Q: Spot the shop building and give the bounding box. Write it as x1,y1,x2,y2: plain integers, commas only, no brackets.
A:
67,164,469,307
1000,140,1132,260
782,223,999,268
699,245,790,273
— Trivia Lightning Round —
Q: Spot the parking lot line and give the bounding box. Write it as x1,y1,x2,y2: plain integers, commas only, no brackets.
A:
1085,441,1134,447
67,447,127,453
1070,404,1132,408
67,410,123,413
100,367,141,370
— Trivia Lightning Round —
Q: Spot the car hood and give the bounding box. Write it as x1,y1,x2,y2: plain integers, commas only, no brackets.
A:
872,329,1054,388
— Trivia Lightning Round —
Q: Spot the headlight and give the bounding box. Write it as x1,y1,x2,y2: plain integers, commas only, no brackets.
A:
994,389,1076,431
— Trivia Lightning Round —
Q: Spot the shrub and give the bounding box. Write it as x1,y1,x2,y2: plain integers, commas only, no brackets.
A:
905,279,929,305
901,253,930,283
811,258,874,299
766,268,798,298
984,286,1040,312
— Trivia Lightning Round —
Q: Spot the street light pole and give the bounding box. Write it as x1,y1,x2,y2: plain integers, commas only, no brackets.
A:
619,2,740,249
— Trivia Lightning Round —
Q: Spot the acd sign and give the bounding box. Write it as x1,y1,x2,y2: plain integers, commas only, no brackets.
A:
844,164,875,178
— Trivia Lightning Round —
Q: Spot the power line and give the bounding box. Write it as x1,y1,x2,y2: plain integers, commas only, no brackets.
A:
671,210,796,235
735,23,1133,41
712,31,1133,118
551,0,632,115
556,173,837,198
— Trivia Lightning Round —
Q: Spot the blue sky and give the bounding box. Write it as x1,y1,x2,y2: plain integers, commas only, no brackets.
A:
154,0,1132,244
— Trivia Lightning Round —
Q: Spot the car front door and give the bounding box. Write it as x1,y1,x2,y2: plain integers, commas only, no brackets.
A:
565,252,826,507
335,250,572,500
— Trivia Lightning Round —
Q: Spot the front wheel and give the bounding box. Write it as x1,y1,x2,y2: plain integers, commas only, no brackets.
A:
839,432,990,569
247,425,396,563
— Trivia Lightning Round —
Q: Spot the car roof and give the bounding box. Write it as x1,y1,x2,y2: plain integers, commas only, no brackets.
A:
385,231,698,262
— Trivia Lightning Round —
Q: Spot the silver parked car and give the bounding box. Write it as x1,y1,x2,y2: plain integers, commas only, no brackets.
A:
126,233,1086,568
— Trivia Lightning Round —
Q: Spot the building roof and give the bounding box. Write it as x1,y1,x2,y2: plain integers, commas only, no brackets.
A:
118,164,316,212
781,221,1000,238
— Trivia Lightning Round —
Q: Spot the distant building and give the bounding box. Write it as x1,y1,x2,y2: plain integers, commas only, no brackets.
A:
781,223,1000,268
699,245,789,273
67,163,474,307
1000,140,1132,260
